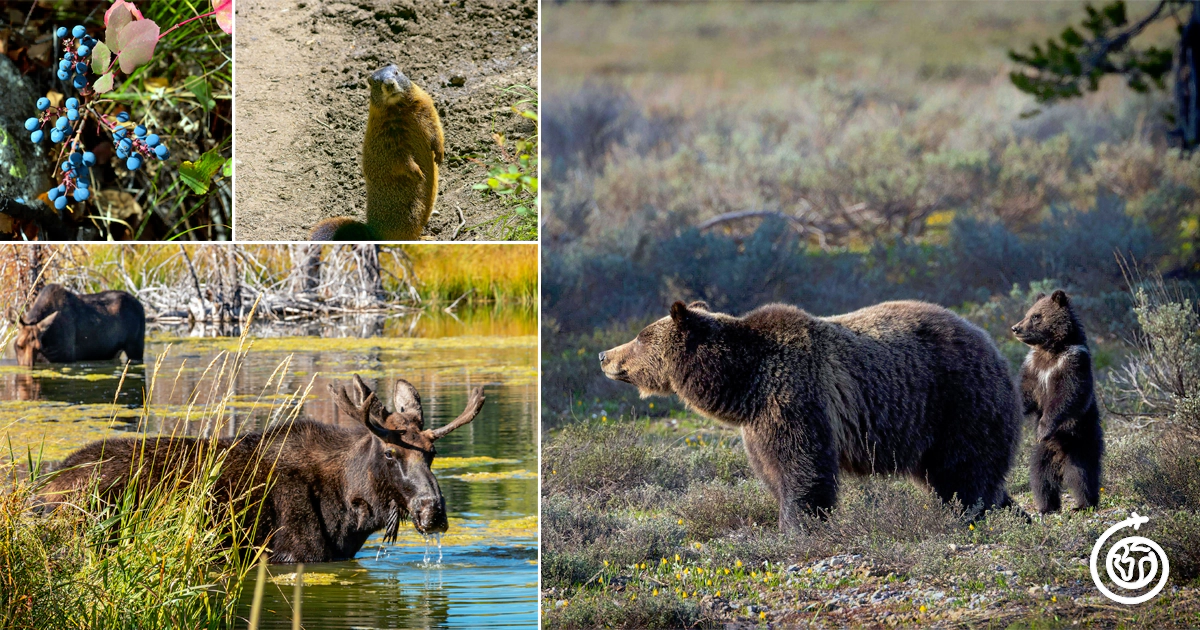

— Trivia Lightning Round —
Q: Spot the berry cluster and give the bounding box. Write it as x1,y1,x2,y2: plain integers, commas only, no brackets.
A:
47,149,96,209
114,111,170,170
54,25,96,89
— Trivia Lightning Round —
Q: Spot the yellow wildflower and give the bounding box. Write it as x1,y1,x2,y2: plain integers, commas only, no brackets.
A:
920,605,927,613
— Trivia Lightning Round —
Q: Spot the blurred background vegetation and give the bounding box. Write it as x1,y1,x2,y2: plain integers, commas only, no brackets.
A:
542,2,1200,627
1,0,231,240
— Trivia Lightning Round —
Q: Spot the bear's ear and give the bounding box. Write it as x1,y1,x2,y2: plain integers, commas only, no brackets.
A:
687,300,709,311
1051,290,1070,306
1033,292,1046,303
670,301,694,327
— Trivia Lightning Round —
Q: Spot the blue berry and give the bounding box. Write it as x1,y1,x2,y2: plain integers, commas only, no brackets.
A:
72,25,86,38
134,125,146,138
66,98,79,109
55,117,69,130
59,59,71,71
61,162,71,172
116,149,128,160
117,111,130,122
64,52,74,61
50,128,64,143
56,27,67,39
75,62,88,74
69,153,83,165
36,97,50,111
72,75,87,89
114,127,127,139
83,152,96,166
119,138,132,151
57,69,70,81
30,130,43,143
77,44,90,57
126,155,142,170
24,117,39,131
54,195,68,210
48,187,60,201
67,109,79,121
73,188,90,202
145,134,159,147
155,144,170,159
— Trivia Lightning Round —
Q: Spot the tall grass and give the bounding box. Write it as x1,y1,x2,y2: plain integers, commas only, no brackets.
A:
404,244,539,305
0,311,310,629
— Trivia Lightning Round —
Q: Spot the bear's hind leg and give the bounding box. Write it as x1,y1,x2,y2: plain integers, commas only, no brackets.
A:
1031,441,1063,513
1062,449,1100,510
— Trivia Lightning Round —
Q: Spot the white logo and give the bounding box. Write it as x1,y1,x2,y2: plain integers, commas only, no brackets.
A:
1090,512,1169,605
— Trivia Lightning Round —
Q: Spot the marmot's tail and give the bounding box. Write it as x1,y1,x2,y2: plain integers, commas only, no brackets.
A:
309,217,380,241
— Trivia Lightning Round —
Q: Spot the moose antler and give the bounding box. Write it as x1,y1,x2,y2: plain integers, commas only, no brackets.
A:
424,386,486,441
331,377,394,440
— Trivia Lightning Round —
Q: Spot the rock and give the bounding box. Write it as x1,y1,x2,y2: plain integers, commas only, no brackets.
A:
449,74,466,87
0,55,51,206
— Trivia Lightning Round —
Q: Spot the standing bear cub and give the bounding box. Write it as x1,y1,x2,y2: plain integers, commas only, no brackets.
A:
600,300,1021,530
1011,290,1103,513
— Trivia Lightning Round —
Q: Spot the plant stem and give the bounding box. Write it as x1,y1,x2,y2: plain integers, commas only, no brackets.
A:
157,9,219,41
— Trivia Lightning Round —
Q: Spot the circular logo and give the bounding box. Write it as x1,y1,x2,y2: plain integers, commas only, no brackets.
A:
1090,512,1169,605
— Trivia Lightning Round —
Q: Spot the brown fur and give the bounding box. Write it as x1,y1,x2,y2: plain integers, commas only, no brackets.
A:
310,65,444,241
12,284,144,367
39,376,486,563
1012,290,1103,513
600,300,1021,530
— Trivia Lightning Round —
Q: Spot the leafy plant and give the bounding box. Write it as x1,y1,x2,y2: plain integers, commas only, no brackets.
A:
472,85,538,240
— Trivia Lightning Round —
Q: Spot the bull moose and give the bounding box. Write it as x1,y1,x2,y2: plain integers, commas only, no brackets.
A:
40,375,486,563
11,284,145,366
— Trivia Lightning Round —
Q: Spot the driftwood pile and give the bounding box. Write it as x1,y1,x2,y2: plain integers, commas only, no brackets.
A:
4,244,432,324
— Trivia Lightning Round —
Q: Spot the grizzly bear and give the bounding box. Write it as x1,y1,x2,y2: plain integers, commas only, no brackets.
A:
1011,290,1103,513
600,300,1021,530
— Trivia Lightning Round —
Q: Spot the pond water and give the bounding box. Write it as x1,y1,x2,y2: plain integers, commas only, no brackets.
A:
0,306,538,630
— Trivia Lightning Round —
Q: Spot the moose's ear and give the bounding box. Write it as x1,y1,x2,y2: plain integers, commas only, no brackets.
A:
34,311,58,332
5,307,21,325
392,379,423,418
1051,290,1070,306
687,300,710,311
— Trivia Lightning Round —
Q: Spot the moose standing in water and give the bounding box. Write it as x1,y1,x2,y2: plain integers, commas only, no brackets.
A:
40,375,486,563
11,284,145,366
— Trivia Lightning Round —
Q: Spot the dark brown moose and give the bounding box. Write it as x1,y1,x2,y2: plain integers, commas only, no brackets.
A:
11,284,145,367
39,375,486,563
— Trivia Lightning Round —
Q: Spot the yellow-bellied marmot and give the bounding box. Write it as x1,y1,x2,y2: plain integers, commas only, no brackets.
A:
310,65,444,241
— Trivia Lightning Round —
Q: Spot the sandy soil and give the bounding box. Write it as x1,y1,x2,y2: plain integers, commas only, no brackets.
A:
233,0,537,241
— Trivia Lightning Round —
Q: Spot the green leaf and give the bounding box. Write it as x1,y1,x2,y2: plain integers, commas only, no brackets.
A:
184,75,216,112
222,158,232,178
178,148,226,195
93,72,115,94
91,42,111,75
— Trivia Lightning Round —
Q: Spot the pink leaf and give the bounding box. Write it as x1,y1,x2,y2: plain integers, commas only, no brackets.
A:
105,4,133,51
116,19,160,74
212,0,233,35
104,1,143,27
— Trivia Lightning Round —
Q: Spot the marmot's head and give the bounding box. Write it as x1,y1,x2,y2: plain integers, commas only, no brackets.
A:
1011,290,1084,349
369,65,414,108
599,301,718,398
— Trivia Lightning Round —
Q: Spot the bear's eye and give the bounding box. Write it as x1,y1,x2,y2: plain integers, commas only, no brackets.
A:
1032,315,1041,322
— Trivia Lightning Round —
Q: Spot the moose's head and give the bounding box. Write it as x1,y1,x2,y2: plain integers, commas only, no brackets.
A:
11,310,59,367
331,375,485,539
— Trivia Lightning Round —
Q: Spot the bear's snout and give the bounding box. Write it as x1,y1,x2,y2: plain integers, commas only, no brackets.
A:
1011,324,1020,333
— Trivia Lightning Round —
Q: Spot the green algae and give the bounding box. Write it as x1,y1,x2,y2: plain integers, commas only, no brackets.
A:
387,515,537,548
452,469,536,481
432,456,521,469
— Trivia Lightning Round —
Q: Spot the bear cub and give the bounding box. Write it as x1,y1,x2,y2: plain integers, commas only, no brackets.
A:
1011,290,1103,513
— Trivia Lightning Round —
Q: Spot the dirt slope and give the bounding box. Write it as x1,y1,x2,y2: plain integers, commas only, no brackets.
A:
234,0,537,241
